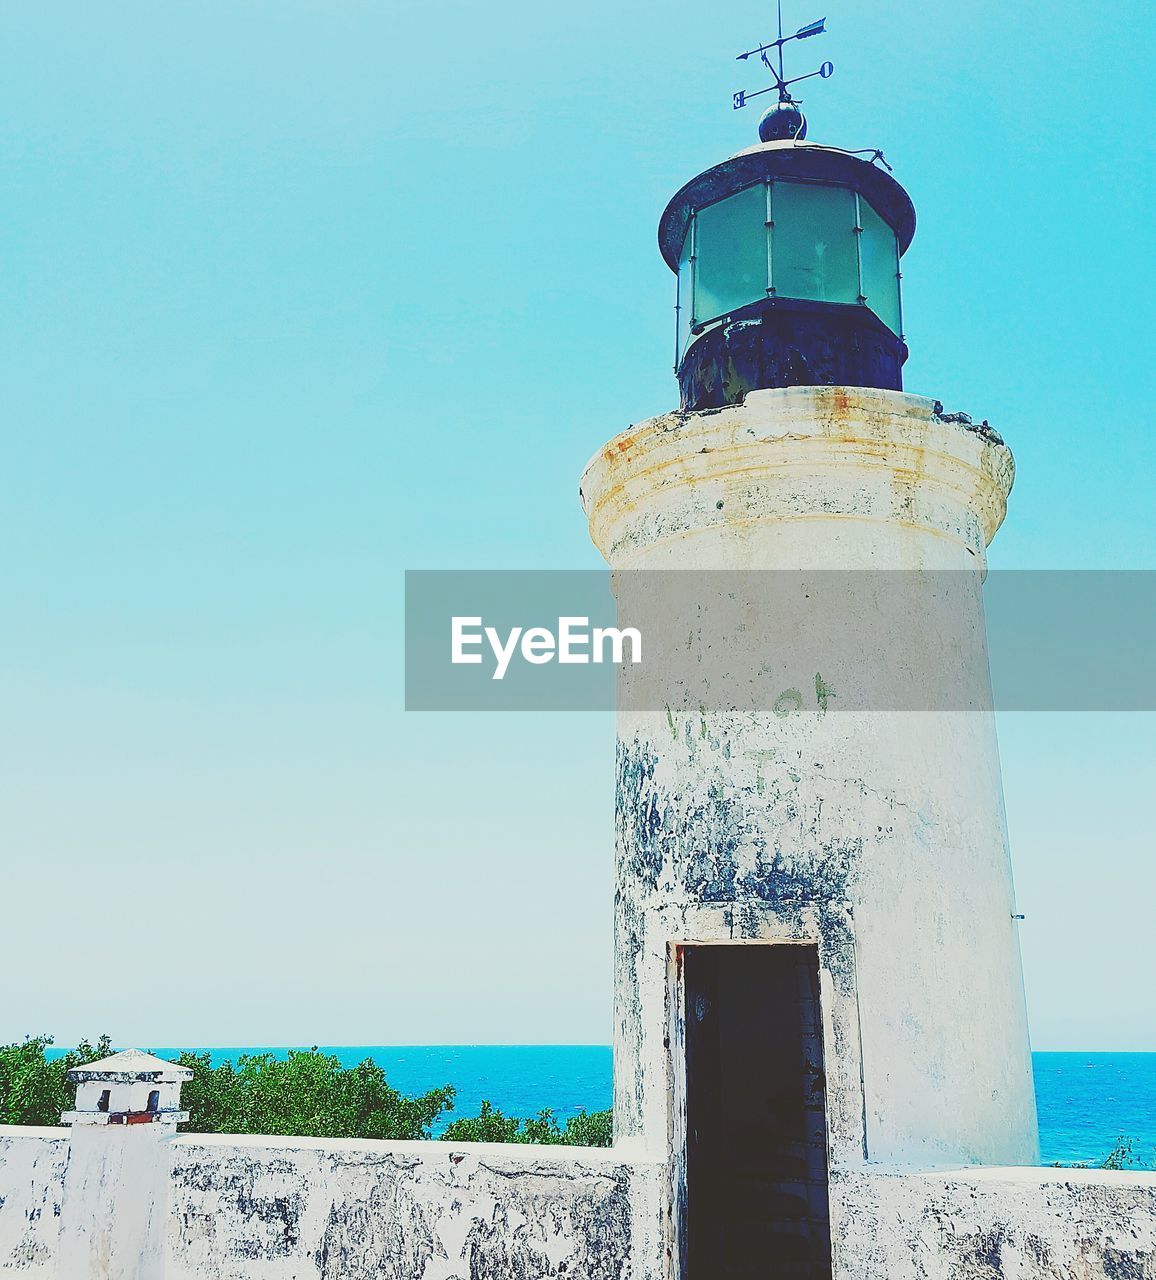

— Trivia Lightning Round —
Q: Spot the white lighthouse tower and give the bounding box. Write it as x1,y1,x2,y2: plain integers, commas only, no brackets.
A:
580,24,1038,1279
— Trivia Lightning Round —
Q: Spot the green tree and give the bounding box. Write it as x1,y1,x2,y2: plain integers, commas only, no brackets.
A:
0,1035,113,1127
175,1049,455,1140
0,1037,612,1147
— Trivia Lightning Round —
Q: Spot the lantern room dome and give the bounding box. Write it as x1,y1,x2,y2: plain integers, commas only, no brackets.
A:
659,140,915,270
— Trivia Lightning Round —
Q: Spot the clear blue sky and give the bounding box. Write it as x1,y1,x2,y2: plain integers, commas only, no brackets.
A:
0,0,1152,1049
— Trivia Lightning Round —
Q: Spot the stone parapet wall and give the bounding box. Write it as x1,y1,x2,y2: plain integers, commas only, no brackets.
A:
3,1126,1156,1278
0,1128,68,1275
167,1134,665,1280
0,1126,665,1280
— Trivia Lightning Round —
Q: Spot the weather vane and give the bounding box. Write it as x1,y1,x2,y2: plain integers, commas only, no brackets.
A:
733,3,832,141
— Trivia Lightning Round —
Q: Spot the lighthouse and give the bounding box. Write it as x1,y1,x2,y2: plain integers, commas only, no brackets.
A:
580,19,1038,1280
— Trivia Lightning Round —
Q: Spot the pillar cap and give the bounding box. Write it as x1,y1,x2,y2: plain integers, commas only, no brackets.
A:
67,1048,192,1085
63,1048,191,1127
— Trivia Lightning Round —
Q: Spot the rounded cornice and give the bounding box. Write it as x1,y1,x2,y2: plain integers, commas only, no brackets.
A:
580,387,1014,567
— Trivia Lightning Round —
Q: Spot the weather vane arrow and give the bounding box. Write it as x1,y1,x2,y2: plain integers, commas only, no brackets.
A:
733,4,833,130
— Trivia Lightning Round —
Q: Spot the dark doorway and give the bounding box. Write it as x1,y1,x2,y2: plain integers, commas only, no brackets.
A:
683,944,831,1280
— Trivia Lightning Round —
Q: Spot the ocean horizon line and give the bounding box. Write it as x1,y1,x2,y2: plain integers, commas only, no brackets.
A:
40,1043,1156,1055
29,1043,1155,1166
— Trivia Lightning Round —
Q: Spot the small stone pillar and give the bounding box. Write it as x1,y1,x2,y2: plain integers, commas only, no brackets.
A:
57,1049,191,1280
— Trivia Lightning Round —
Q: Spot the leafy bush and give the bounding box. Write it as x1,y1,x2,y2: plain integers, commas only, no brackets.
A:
1099,1137,1136,1171
441,1099,612,1147
1051,1135,1141,1170
0,1037,612,1147
560,1106,613,1147
440,1098,521,1143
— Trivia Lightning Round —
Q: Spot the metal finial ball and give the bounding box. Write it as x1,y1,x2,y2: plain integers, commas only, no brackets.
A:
758,100,808,143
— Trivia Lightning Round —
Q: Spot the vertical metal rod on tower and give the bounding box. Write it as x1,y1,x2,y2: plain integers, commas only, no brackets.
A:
777,0,786,84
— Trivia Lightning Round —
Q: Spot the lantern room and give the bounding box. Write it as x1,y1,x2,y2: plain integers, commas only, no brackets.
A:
659,140,916,410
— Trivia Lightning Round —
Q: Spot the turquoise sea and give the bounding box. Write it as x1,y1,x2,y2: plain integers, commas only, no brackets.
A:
124,1046,1154,1168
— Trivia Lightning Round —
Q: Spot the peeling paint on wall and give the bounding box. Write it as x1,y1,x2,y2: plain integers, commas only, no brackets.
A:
168,1136,664,1280
0,1129,66,1276
831,1167,1156,1279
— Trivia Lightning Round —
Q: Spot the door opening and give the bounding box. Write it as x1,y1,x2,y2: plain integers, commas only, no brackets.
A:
683,943,831,1279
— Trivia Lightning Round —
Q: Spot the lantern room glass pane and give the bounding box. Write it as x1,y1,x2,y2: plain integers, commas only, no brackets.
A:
771,181,858,304
858,195,902,335
693,183,768,324
677,218,694,362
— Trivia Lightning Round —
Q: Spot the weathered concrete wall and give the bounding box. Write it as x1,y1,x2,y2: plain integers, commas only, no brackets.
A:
0,1127,67,1275
0,1126,664,1278
831,1166,1156,1279
3,1125,1156,1277
580,385,1039,1171
166,1135,665,1280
